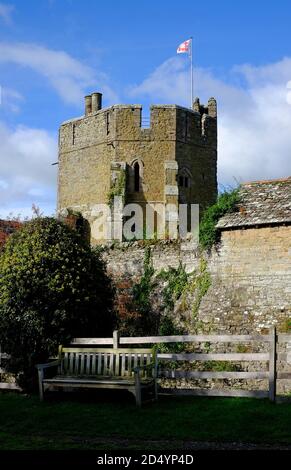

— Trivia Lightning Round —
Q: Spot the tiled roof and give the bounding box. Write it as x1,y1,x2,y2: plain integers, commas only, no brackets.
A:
216,177,291,229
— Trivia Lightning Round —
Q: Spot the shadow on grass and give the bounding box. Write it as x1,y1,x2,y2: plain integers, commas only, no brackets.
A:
1,391,291,450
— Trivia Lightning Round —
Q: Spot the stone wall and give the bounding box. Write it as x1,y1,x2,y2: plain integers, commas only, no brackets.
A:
102,224,291,393
199,226,291,334
102,225,291,334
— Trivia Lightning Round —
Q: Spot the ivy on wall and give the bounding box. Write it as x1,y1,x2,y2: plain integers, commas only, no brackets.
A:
199,188,240,250
119,248,212,337
107,172,126,208
157,262,189,313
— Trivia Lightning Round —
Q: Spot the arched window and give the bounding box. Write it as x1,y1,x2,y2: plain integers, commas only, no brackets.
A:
134,162,140,192
178,168,192,188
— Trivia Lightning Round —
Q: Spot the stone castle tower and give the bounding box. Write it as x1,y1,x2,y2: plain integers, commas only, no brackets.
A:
58,92,217,243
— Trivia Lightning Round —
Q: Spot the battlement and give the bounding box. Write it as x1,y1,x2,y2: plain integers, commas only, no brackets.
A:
59,93,217,152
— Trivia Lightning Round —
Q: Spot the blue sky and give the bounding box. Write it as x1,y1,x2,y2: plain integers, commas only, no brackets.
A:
1,0,291,217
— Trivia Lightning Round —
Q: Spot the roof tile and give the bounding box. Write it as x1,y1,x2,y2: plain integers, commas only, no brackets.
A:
216,177,291,229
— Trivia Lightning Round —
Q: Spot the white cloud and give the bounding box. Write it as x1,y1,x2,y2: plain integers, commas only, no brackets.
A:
0,41,120,217
0,86,24,113
0,3,14,25
0,122,57,218
129,57,291,185
0,42,119,105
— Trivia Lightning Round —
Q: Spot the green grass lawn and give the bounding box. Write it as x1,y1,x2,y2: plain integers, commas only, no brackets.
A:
1,391,291,450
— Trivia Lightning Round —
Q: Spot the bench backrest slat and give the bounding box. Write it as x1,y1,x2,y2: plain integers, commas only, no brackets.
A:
120,353,125,376
103,354,106,375
140,353,144,377
115,352,120,376
127,353,132,377
74,353,79,375
94,353,102,375
109,354,114,375
59,347,154,378
92,353,97,375
69,352,74,374
86,354,91,375
64,352,68,374
80,353,84,374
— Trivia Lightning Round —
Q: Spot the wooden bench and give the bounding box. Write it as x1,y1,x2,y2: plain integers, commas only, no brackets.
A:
36,346,158,406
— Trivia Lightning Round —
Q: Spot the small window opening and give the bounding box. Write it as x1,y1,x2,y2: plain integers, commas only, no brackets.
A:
106,113,110,135
134,162,140,192
179,175,190,188
72,124,76,145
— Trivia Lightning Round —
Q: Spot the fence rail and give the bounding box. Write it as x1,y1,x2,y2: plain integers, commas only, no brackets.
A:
1,328,290,400
70,327,290,402
73,334,273,344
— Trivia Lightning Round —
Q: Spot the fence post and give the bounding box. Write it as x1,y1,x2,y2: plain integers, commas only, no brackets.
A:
113,330,120,349
269,327,277,402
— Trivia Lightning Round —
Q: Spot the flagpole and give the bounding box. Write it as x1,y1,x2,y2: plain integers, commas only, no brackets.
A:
190,37,193,107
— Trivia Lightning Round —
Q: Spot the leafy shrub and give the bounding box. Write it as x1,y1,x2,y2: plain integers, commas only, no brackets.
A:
0,217,114,390
157,263,189,313
199,188,240,250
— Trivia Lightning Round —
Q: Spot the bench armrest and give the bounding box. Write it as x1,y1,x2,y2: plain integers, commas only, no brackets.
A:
36,359,61,371
36,359,61,401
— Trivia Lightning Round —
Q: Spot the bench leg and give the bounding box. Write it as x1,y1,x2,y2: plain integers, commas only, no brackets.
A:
37,369,44,402
154,379,158,401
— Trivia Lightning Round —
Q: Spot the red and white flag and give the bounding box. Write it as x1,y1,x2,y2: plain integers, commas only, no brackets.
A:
177,39,191,54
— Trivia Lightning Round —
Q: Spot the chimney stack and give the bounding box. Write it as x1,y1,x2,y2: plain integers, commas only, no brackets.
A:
85,95,92,116
91,92,102,113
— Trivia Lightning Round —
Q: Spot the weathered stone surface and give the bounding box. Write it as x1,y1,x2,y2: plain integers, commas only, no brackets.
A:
58,94,217,244
103,224,291,335
102,223,291,393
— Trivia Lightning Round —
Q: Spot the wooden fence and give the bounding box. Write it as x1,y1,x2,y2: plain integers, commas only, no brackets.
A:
1,328,290,400
0,346,20,391
71,328,291,402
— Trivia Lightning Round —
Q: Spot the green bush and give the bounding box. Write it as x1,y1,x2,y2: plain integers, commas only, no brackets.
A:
0,217,115,390
199,188,240,250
